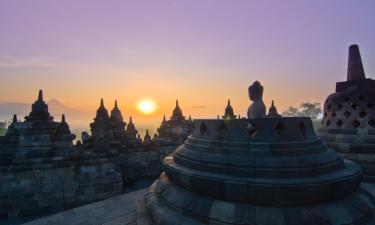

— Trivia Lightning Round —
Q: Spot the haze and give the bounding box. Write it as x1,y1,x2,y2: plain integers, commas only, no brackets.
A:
1,0,375,135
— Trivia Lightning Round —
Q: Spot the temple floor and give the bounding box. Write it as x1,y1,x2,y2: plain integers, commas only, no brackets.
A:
22,189,151,225
20,182,375,225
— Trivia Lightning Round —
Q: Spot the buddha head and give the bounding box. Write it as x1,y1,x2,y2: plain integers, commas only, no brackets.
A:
248,81,264,101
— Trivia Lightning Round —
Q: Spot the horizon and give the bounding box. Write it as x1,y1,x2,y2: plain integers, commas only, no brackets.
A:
1,0,375,136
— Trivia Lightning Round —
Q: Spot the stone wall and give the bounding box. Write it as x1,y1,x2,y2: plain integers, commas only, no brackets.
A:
118,145,176,184
0,156,122,221
0,164,76,220
0,141,176,222
76,151,123,205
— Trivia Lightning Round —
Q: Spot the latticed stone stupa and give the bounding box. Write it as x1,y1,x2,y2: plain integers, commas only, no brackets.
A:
319,44,375,181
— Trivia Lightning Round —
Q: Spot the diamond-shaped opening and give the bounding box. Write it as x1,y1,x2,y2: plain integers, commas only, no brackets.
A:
358,95,365,101
331,112,337,118
200,122,207,135
344,96,350,102
327,104,332,110
299,121,306,137
367,102,373,108
324,112,327,118
369,119,375,128
247,122,257,138
336,120,343,128
276,121,286,137
359,111,368,118
336,104,343,110
351,103,360,110
325,120,331,127
352,120,360,128
344,111,351,118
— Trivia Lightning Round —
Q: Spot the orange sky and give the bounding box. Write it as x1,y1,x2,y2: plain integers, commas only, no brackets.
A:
0,67,331,137
0,68,329,120
1,0,375,136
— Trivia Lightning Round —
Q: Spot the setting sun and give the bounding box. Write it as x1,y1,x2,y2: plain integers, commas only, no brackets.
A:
137,99,157,115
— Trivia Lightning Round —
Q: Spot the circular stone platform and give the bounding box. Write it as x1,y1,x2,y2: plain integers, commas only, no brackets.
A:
145,117,375,225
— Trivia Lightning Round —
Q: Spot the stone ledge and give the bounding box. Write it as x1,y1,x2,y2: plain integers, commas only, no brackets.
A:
146,179,375,225
22,189,147,225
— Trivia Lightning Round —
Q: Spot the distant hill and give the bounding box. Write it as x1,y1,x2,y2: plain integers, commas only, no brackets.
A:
0,99,91,122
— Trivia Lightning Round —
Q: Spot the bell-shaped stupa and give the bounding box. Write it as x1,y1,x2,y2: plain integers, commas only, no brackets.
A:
144,81,374,225
318,44,375,181
222,99,237,119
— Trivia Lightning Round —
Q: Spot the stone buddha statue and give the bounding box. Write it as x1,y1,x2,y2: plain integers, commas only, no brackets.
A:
247,81,266,119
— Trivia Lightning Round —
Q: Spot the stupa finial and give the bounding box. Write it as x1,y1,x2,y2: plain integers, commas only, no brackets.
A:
100,98,104,107
61,114,66,123
114,100,118,108
25,89,51,122
13,114,17,123
38,90,43,101
176,100,179,107
347,44,366,81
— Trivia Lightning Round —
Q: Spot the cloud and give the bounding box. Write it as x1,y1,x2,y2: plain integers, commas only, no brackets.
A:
0,56,60,68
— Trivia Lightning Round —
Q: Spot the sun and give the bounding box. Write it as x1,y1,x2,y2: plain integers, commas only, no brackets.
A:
137,99,157,115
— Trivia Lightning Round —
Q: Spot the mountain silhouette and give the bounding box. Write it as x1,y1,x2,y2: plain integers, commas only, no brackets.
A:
0,99,90,122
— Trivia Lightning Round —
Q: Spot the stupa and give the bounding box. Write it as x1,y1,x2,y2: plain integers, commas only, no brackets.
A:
222,99,237,119
0,91,122,221
143,129,153,146
157,100,193,145
89,98,113,141
124,116,141,146
2,90,76,159
110,100,126,140
318,44,375,181
144,82,374,225
84,99,141,147
267,100,281,118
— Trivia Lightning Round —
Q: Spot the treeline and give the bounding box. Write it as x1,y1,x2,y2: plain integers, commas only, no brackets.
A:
282,102,322,130
0,121,10,136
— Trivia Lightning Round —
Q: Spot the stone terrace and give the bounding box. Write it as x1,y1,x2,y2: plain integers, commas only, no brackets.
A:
22,189,151,225
21,182,375,225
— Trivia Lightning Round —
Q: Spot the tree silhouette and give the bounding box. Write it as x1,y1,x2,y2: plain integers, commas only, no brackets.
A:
282,102,322,130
